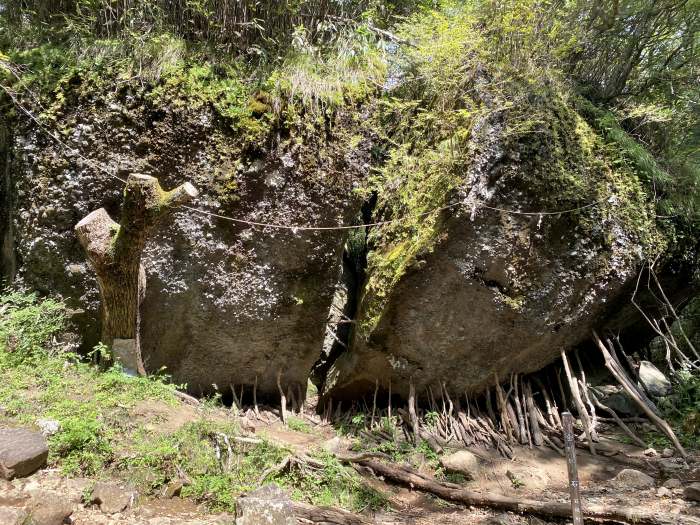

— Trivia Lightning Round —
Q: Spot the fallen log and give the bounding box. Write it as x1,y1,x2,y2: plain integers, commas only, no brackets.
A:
291,501,371,525
344,457,698,525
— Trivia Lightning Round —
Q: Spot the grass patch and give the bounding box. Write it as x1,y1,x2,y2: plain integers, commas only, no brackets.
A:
278,450,388,512
286,416,313,434
0,291,391,513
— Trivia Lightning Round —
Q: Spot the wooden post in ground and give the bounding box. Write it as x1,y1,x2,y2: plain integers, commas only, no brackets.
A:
562,411,584,525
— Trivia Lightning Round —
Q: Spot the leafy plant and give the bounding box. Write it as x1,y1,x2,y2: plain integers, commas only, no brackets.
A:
287,416,313,434
657,370,700,448
279,451,388,512
0,291,65,355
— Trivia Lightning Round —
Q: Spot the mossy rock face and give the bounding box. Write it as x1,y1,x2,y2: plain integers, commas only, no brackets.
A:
323,91,677,401
5,70,373,397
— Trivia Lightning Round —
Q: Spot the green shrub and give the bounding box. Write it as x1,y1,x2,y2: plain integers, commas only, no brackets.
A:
50,415,113,475
286,416,312,434
657,370,700,448
279,451,388,512
0,291,66,355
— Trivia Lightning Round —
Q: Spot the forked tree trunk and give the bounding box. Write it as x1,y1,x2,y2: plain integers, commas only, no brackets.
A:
75,174,198,375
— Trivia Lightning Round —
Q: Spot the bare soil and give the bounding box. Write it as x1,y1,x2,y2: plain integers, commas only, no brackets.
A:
2,399,698,525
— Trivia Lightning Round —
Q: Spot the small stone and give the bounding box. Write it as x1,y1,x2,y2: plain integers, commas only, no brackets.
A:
36,419,60,437
638,361,672,397
661,448,674,458
683,482,700,502
659,458,684,473
656,487,672,498
236,484,295,525
613,469,655,489
440,450,480,480
26,490,73,525
663,479,682,489
239,417,255,434
487,513,512,525
160,480,183,499
0,479,13,492
0,507,28,525
321,436,343,454
643,448,658,457
0,427,49,479
91,481,137,514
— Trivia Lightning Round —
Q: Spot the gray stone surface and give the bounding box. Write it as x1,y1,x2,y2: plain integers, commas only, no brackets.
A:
638,361,672,397
0,427,48,480
684,482,700,502
663,478,682,489
0,507,28,525
3,99,370,398
592,385,642,417
613,469,655,490
659,458,684,473
440,450,480,479
91,481,137,514
236,484,295,525
25,489,73,525
656,487,672,498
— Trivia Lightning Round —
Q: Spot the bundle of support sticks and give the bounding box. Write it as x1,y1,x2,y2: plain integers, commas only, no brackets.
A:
317,332,686,461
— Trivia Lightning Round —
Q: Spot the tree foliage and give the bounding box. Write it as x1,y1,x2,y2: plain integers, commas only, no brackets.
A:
1,0,698,224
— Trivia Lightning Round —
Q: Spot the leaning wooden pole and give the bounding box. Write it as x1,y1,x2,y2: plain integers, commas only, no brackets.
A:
75,174,198,375
277,369,288,424
593,331,687,458
561,350,596,455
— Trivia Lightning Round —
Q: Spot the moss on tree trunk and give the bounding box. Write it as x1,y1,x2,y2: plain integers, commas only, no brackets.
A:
75,174,198,374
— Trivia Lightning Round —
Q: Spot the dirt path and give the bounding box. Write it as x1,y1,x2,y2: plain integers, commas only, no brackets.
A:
2,399,698,524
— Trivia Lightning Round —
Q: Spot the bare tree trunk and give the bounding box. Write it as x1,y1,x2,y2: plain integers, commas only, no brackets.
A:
75,174,197,375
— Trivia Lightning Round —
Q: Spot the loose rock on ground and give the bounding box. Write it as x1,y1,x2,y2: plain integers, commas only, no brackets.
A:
0,427,48,480
613,469,655,490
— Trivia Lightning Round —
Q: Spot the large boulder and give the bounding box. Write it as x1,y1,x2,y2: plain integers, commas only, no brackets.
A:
2,78,370,397
613,469,655,490
323,95,683,401
0,427,48,480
